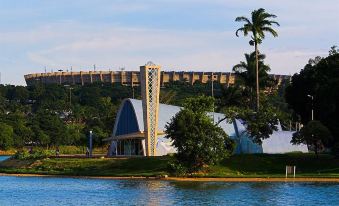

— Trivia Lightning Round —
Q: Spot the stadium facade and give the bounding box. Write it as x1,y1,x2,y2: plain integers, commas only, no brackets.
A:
24,70,290,88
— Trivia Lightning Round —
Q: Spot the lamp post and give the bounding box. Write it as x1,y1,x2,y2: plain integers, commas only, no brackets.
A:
64,85,73,108
307,95,314,121
58,69,63,85
89,130,93,158
210,73,215,122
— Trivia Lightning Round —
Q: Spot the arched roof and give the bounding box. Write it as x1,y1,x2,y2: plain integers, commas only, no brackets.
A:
112,98,308,154
113,98,237,137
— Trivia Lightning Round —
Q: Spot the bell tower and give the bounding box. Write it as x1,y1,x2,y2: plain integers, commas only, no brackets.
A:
140,61,161,156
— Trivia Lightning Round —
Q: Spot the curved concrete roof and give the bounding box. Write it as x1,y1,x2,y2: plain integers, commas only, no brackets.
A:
112,98,308,154
124,98,237,136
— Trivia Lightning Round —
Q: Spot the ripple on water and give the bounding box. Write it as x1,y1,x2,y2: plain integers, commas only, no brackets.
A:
0,176,338,206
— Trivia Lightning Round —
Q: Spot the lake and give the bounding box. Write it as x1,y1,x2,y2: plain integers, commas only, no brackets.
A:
0,156,10,162
0,156,338,206
0,175,338,206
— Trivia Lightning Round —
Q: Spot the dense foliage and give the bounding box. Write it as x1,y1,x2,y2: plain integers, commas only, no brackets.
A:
233,52,275,91
222,98,280,144
165,96,234,173
0,83,130,149
0,81,227,150
292,121,332,157
285,52,339,154
221,49,287,144
0,122,14,150
14,149,54,160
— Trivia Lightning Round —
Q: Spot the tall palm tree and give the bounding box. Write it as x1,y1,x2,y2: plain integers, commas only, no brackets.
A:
235,8,279,111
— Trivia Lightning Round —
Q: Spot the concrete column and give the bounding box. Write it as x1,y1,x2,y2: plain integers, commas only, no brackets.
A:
200,72,204,83
218,72,222,84
80,72,84,86
120,71,124,85
171,71,175,82
190,72,195,85
72,72,75,85
227,73,231,87
131,72,134,87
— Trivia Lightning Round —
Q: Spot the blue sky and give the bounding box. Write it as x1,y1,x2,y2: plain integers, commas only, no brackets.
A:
1,0,338,85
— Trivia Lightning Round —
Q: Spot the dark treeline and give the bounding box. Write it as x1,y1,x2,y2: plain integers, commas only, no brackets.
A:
0,83,134,149
286,50,339,155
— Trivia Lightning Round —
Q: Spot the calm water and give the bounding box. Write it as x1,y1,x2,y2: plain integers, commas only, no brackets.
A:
0,176,338,206
0,156,10,161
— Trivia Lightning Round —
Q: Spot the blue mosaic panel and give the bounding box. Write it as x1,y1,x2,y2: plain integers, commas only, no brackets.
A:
115,100,139,136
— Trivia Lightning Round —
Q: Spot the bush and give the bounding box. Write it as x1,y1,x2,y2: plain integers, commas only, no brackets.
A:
165,96,234,173
167,157,188,176
0,123,14,150
58,146,84,154
13,150,30,160
14,149,54,160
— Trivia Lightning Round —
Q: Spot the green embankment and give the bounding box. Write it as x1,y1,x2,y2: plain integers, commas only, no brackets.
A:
0,154,338,178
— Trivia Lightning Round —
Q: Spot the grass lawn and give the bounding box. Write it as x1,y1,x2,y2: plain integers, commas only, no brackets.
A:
206,153,339,178
0,153,338,178
0,156,170,177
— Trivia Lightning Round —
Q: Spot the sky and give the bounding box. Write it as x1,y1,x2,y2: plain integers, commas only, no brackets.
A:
1,0,338,85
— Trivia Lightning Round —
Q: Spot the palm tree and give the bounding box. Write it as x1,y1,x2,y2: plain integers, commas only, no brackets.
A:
233,52,273,90
233,52,274,109
235,8,279,111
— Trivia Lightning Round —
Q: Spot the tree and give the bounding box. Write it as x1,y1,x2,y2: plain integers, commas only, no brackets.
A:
285,52,339,155
233,52,274,89
65,123,85,146
292,121,332,157
0,123,14,150
33,128,50,147
160,90,177,104
329,45,339,56
33,110,67,146
165,96,234,172
219,86,245,108
233,52,275,108
235,8,279,111
308,56,322,66
223,101,279,144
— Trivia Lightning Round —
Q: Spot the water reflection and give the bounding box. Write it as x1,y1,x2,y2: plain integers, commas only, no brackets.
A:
0,176,337,206
170,181,236,190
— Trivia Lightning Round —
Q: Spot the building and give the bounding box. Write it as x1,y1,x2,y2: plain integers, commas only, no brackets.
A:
101,62,306,157
24,70,291,88
104,98,308,156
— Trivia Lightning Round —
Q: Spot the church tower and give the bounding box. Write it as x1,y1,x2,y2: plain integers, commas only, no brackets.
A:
140,61,161,156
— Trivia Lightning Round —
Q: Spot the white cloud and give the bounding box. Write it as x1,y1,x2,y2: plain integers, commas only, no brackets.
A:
2,0,339,85
19,22,328,76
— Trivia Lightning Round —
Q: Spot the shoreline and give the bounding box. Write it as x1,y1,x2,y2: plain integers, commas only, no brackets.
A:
1,173,338,182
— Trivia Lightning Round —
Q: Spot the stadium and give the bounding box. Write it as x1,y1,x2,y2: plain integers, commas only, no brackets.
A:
24,70,290,88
